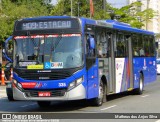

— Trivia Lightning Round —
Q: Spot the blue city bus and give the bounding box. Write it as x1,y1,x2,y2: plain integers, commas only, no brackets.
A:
5,16,157,107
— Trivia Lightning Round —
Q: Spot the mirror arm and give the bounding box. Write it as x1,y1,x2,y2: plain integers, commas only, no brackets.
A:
5,36,13,49
4,36,13,63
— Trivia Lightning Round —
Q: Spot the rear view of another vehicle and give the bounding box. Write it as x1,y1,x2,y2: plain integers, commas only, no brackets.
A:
156,59,160,74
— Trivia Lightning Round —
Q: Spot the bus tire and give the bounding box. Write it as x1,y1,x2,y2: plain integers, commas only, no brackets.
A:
37,101,51,108
6,86,14,101
92,80,105,106
135,73,144,95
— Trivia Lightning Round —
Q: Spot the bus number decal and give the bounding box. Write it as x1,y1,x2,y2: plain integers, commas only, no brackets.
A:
58,83,66,87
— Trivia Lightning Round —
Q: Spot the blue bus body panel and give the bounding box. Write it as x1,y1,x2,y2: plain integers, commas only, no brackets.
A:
13,67,87,91
79,18,99,99
86,59,99,99
133,57,156,88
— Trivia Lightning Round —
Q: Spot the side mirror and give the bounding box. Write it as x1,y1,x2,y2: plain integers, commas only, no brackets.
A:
89,37,95,49
2,49,5,53
4,36,13,62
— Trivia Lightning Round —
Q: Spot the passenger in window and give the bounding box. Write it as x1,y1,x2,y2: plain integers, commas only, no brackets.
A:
133,49,139,56
145,51,149,56
139,47,144,56
98,46,103,58
117,45,124,57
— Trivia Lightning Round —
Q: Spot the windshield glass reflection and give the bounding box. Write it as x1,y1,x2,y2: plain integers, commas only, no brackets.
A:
14,34,83,69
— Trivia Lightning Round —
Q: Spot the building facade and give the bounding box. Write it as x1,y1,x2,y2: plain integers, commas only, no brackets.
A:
129,0,160,34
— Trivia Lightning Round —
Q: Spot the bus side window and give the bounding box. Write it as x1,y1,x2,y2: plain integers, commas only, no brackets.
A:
96,29,109,58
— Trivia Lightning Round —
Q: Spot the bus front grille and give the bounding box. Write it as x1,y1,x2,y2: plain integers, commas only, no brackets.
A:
15,70,71,80
24,89,66,97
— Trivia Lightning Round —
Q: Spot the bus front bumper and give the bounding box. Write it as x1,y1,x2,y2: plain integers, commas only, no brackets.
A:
13,84,86,101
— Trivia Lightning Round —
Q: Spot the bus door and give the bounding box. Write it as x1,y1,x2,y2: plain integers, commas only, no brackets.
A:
114,32,133,93
85,33,99,99
97,29,114,94
108,32,115,93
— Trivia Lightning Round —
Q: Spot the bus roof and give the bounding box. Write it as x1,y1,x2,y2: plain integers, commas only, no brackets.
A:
20,16,73,21
105,20,154,35
18,16,154,35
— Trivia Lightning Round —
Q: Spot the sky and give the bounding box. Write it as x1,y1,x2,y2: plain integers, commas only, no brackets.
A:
51,0,128,8
107,0,128,8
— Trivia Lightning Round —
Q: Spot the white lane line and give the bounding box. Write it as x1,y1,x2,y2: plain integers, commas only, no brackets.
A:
21,105,29,107
21,103,37,108
100,105,117,111
141,95,149,98
155,119,160,122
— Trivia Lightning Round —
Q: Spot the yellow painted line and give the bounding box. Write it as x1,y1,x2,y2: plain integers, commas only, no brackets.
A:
127,88,133,91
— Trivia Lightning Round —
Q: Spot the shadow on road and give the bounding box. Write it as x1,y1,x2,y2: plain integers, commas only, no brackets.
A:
0,89,145,112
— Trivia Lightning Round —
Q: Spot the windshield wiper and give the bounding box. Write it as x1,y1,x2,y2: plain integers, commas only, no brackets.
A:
27,33,42,64
50,34,62,62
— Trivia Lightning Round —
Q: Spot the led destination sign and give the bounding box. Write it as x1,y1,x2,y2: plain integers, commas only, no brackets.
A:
15,19,80,31
22,21,71,30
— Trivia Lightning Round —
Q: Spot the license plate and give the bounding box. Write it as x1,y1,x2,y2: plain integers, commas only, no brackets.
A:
38,92,51,97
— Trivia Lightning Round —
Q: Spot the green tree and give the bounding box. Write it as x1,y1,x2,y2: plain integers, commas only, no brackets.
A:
50,0,111,19
50,1,155,29
0,0,52,42
113,2,156,28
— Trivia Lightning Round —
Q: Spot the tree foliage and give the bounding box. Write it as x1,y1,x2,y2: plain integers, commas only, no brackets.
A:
0,0,156,43
113,2,156,28
50,1,155,29
0,0,52,42
50,0,111,19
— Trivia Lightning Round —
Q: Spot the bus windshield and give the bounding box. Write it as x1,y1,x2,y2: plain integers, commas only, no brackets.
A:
14,34,83,69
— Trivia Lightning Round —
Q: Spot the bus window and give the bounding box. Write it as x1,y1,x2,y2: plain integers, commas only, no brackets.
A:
144,36,150,57
115,33,126,57
96,29,109,58
132,35,140,57
149,36,155,57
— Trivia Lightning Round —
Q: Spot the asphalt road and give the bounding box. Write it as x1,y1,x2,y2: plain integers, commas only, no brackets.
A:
0,76,160,122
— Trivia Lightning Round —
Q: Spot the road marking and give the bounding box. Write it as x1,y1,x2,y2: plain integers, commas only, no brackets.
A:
141,95,149,98
21,103,37,108
155,120,160,122
100,105,117,111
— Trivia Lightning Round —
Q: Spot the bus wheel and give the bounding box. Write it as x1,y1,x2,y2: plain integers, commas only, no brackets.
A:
135,73,144,95
6,84,14,101
92,80,105,106
37,101,51,108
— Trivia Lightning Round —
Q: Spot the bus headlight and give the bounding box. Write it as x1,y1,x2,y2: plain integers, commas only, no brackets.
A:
13,79,22,90
68,76,83,91
17,82,22,89
13,79,17,85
